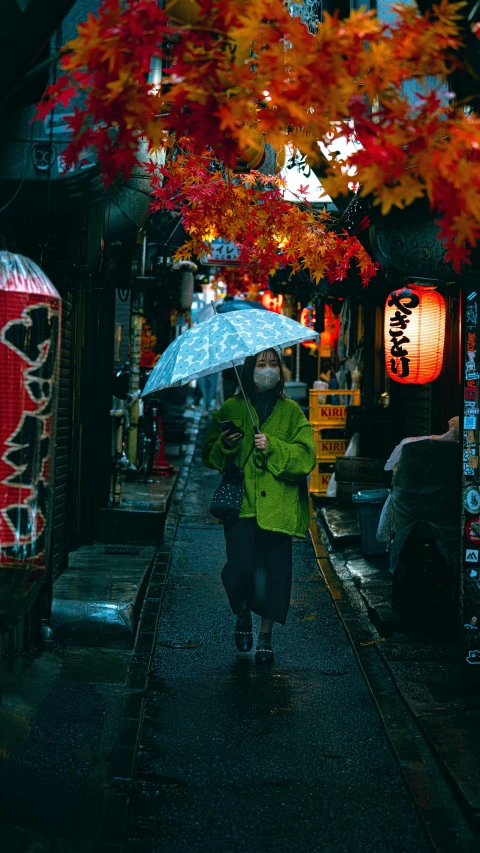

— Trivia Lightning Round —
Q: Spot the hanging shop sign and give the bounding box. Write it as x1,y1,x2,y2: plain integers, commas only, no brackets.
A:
201,239,241,266
0,252,61,632
43,112,75,137
384,285,446,384
261,291,284,313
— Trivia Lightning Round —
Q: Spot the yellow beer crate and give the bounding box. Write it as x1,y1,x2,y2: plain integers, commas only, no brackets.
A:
313,432,348,458
309,456,337,496
309,388,360,427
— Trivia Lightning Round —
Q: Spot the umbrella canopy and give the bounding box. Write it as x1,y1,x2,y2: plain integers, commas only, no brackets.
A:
217,297,267,313
196,297,266,323
142,309,318,396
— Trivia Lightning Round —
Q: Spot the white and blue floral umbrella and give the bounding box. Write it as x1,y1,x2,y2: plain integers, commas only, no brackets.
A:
142,310,319,396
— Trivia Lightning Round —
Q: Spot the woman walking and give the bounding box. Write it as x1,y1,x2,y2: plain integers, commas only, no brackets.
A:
202,348,316,664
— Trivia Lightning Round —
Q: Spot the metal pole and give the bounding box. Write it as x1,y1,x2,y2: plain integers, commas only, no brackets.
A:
209,300,259,433
209,301,259,433
232,362,259,434
128,291,143,466
141,231,147,277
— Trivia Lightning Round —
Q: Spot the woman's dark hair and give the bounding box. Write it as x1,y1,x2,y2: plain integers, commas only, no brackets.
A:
238,349,286,399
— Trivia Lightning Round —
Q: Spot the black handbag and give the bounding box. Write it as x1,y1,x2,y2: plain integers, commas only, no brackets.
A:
209,444,255,522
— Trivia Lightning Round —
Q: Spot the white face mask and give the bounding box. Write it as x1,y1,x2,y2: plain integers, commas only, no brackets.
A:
254,367,281,391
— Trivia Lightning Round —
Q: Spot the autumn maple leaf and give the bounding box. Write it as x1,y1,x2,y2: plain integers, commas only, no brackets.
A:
37,0,480,269
35,97,54,122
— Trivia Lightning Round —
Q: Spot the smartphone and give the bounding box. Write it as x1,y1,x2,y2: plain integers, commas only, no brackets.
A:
219,419,244,438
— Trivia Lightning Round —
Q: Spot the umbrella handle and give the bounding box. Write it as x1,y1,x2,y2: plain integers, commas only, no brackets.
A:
253,451,267,470
232,362,259,434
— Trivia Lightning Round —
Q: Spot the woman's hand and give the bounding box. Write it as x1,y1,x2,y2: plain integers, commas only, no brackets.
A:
254,433,269,451
222,429,243,449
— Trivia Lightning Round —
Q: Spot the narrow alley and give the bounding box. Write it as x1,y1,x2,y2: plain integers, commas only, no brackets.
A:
1,420,477,853
121,430,431,853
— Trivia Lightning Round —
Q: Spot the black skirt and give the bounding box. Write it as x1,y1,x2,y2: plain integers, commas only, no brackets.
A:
222,518,293,625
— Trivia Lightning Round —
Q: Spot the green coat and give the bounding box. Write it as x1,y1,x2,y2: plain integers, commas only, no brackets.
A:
202,395,316,538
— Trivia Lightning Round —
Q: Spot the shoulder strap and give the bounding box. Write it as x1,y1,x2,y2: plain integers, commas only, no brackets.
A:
224,442,255,474
241,443,255,471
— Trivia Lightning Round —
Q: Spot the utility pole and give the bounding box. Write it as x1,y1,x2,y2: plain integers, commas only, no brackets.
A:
128,235,145,465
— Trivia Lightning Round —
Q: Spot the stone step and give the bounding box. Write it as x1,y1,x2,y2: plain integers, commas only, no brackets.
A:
51,543,156,648
320,504,360,550
97,476,177,546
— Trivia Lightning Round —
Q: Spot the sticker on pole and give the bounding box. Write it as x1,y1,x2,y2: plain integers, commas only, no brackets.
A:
464,486,480,514
466,518,480,543
466,549,479,563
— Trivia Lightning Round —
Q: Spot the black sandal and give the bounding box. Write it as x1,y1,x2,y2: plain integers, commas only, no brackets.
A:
235,609,253,652
255,632,274,664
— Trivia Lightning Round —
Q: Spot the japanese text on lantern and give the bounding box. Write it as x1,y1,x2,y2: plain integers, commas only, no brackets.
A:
387,290,420,380
0,304,59,564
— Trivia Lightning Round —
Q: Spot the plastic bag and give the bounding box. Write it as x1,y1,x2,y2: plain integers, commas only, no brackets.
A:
313,379,329,403
326,432,360,498
385,416,459,471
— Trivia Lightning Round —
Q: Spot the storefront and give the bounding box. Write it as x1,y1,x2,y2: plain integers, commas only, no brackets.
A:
306,273,469,652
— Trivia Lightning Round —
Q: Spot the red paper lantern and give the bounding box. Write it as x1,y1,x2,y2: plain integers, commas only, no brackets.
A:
261,291,284,313
300,306,315,348
300,304,337,350
299,306,313,328
384,285,445,384
0,252,61,631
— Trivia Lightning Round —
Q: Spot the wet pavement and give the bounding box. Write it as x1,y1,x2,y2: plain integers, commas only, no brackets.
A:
0,419,199,853
319,504,480,832
124,439,431,853
0,645,130,852
3,417,470,852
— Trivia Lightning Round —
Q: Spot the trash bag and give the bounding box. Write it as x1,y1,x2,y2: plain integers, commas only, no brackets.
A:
326,432,360,498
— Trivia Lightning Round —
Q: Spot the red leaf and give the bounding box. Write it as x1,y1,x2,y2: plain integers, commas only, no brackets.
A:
34,99,54,121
